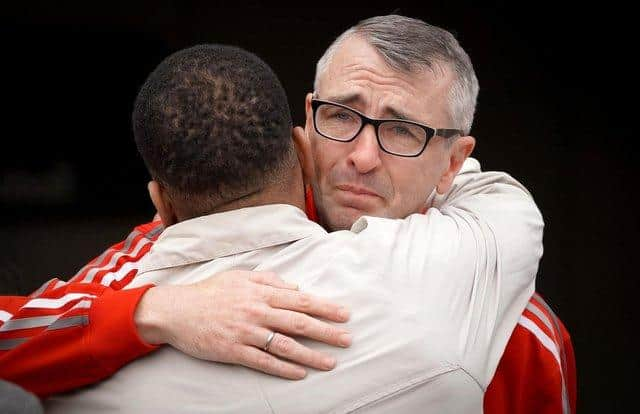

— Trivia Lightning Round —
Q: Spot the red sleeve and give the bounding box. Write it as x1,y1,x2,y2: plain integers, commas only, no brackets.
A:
0,220,164,398
484,293,576,414
560,318,577,414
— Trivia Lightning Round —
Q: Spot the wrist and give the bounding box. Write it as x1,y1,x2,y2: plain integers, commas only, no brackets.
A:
134,286,168,345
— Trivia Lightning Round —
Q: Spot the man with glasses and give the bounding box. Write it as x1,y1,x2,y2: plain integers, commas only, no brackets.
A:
1,15,574,413
303,19,574,412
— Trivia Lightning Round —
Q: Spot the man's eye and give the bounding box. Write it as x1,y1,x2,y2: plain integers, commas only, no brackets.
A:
393,126,413,136
334,111,353,121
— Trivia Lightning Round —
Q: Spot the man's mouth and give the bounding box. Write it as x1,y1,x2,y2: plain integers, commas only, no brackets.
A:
336,184,381,198
334,184,383,211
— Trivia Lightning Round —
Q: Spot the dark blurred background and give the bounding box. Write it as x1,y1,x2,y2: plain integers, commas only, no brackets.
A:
1,2,636,411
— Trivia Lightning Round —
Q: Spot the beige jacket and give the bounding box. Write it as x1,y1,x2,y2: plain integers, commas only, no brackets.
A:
47,159,543,413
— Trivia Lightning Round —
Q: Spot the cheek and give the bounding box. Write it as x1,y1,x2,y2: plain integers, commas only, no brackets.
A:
388,162,437,214
311,139,340,184
310,144,327,185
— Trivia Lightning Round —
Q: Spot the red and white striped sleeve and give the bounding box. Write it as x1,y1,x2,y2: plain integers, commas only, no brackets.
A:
484,293,577,414
0,220,164,398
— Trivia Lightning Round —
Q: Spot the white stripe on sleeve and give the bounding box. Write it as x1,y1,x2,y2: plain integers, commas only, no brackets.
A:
0,310,13,323
84,238,149,283
21,293,97,310
100,242,151,287
518,315,561,367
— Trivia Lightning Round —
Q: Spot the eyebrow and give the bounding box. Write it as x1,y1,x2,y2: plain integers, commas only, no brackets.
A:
323,93,361,106
321,93,415,121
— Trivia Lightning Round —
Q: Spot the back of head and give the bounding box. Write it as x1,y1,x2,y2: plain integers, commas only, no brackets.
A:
133,44,294,219
315,15,479,135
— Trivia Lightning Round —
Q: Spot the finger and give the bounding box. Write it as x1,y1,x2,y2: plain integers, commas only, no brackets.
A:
265,308,352,348
249,271,298,290
247,329,336,371
236,345,306,380
268,289,350,322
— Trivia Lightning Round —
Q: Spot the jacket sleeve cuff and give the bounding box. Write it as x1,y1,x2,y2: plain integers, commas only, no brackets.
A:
86,285,159,376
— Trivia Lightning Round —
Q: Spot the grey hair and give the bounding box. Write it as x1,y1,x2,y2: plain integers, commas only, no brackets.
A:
314,15,479,135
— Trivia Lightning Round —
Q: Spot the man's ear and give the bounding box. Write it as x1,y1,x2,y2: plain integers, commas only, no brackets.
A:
148,181,177,226
292,126,314,185
436,135,476,194
304,92,314,130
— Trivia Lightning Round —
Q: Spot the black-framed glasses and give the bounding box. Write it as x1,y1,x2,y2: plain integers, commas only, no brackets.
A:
311,99,463,157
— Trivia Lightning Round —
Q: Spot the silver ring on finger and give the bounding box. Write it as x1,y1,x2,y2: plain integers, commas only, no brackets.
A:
263,331,277,352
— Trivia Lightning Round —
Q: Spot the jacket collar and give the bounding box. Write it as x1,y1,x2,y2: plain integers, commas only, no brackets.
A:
139,204,326,273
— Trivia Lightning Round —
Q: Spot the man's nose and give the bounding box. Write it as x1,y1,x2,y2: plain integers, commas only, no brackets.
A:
347,124,382,174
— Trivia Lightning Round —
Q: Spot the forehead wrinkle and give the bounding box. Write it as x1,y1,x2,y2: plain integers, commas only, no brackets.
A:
336,78,424,122
338,63,421,94
321,57,453,126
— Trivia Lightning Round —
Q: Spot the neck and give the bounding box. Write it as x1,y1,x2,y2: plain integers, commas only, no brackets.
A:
206,185,305,216
172,180,306,223
207,161,307,218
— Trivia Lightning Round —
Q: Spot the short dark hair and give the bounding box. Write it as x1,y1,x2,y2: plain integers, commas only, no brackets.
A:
133,44,293,217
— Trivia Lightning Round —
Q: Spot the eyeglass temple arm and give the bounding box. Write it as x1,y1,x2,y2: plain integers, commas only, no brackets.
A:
436,128,465,139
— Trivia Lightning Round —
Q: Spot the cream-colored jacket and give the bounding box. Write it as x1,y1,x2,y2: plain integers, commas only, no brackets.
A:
47,159,543,413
